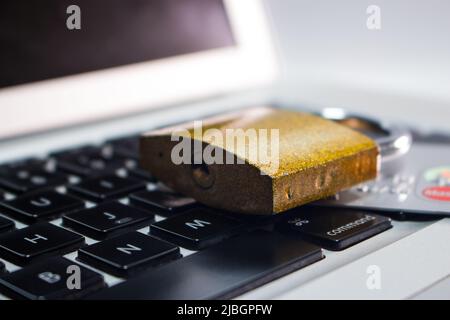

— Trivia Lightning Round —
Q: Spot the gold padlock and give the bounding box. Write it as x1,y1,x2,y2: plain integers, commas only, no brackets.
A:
140,107,379,215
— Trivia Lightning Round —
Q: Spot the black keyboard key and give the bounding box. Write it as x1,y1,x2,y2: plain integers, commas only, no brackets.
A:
130,190,196,216
54,146,126,176
63,202,154,240
0,257,105,300
0,223,84,266
278,208,392,250
127,166,157,182
67,175,146,202
0,158,45,173
107,136,139,159
0,167,68,194
0,191,84,223
120,158,157,182
0,216,15,234
0,260,5,274
51,145,94,157
88,231,324,299
78,232,180,277
150,208,245,250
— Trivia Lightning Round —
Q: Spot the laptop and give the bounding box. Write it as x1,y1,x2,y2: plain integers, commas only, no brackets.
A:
0,0,449,300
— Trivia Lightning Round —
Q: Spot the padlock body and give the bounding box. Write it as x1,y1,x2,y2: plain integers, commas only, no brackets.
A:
140,107,379,214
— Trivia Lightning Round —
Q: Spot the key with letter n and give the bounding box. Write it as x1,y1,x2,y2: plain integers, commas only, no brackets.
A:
77,232,180,277
117,244,142,255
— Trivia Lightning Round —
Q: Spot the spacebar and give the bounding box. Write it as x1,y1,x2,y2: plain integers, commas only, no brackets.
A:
87,231,324,300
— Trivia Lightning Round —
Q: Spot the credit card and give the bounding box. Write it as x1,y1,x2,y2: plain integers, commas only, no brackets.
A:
314,142,450,216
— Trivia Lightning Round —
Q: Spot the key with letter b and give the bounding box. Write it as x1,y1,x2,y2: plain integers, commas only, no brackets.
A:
0,257,105,300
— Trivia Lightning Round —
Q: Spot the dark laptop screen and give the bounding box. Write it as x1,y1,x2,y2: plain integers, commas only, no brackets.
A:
0,0,235,88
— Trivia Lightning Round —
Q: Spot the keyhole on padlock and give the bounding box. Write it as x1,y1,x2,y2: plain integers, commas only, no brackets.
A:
285,187,293,200
191,163,215,189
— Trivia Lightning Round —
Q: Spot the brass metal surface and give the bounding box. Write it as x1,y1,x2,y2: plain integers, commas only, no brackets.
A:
140,107,379,215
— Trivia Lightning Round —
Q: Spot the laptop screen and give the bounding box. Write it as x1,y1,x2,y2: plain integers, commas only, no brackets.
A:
0,0,276,140
0,0,235,88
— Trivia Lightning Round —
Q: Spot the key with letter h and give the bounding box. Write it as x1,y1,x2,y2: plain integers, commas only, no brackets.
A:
0,223,84,265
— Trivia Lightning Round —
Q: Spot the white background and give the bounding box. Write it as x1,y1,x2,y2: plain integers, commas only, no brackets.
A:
266,0,450,131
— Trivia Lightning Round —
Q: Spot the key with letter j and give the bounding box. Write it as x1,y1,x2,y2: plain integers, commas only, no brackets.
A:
140,107,379,215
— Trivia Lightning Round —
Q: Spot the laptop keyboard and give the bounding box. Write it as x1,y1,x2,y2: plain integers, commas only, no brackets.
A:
0,257,106,300
0,134,395,300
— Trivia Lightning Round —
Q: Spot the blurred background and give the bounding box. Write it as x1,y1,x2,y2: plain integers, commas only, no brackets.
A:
266,0,450,131
1,0,449,137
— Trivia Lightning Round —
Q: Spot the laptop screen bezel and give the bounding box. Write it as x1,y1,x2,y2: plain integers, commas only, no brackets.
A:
0,0,278,139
